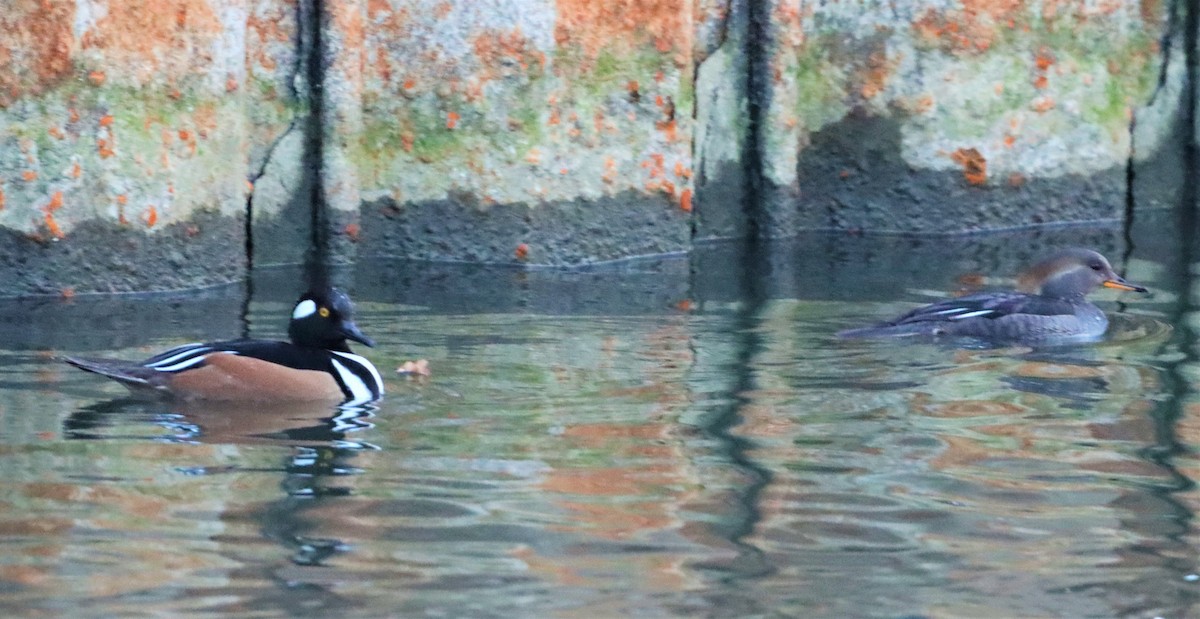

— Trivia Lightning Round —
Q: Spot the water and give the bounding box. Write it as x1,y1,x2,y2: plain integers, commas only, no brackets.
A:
2,211,1199,618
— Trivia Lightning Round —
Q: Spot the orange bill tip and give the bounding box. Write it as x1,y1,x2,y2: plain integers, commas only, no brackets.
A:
1103,279,1147,293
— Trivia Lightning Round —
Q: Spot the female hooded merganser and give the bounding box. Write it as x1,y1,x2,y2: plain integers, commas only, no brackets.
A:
837,248,1148,344
64,288,384,405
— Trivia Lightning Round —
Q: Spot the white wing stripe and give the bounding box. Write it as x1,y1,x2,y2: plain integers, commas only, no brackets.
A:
145,345,210,368
950,309,994,320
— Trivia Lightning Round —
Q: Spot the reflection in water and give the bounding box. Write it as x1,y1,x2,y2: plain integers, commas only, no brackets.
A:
5,217,1200,617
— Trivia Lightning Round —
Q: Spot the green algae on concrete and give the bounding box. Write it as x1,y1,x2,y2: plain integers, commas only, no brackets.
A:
355,0,697,265
759,0,1178,235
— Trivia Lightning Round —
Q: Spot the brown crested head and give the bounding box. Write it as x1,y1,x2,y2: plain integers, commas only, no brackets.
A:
1017,248,1147,299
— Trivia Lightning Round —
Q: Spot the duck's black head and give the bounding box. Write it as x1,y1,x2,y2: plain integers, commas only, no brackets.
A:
287,288,375,351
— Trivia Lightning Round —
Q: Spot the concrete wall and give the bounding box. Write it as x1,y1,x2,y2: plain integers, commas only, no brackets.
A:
0,0,1187,295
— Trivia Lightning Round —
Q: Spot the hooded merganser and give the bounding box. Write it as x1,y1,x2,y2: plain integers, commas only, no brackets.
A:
64,288,384,405
837,248,1148,344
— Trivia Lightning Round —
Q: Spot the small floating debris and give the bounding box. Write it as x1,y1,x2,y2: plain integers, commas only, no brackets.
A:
396,359,431,377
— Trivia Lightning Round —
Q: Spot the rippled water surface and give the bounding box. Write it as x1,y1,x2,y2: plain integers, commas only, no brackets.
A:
3,216,1200,618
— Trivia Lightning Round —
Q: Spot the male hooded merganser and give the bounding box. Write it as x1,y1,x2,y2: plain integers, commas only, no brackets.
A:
64,288,384,405
837,248,1148,344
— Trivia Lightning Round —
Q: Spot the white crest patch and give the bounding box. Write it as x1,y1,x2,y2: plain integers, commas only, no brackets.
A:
292,299,318,320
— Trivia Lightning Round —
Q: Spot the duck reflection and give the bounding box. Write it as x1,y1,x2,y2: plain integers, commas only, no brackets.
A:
64,398,376,448
63,398,375,579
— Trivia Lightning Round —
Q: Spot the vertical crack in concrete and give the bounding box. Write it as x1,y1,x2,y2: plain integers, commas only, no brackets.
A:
743,0,768,244
1127,0,1188,254
303,0,330,289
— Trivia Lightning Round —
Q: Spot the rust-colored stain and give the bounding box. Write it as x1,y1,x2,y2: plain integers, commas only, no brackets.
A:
514,243,529,260
97,138,115,159
46,191,63,212
144,205,158,227
99,114,114,127
21,170,37,182
951,148,987,185
678,188,692,213
0,0,74,106
445,111,459,129
555,0,691,64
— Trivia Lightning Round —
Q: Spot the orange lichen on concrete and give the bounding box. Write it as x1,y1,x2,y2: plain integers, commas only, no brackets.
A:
44,212,64,239
48,127,65,139
912,1,1023,54
21,170,37,182
116,193,128,205
0,0,74,105
1031,96,1055,113
859,50,893,99
344,222,361,241
554,0,692,63
0,187,5,210
80,0,223,84
99,114,114,127
97,138,115,159
515,243,529,260
472,28,542,84
446,111,460,129
225,75,238,92
951,148,988,186
678,188,692,213
602,156,618,184
46,191,63,212
144,205,158,227
657,118,677,141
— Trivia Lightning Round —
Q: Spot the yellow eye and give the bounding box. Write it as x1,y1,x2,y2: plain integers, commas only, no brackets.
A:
318,307,330,318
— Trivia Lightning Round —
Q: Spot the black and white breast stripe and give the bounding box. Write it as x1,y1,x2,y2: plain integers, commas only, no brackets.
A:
328,351,384,406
